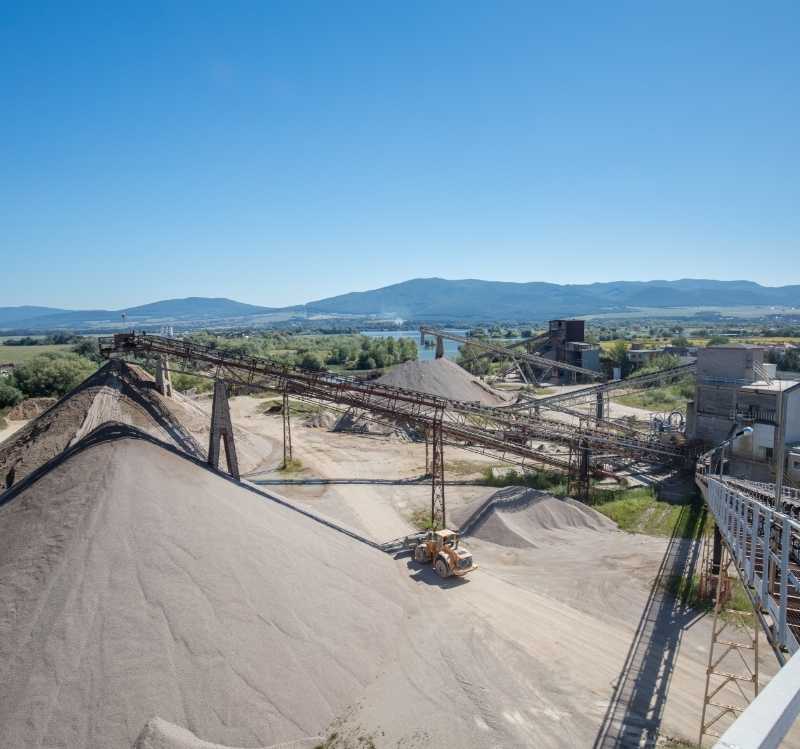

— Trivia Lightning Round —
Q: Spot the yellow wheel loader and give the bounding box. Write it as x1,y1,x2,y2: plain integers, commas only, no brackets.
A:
407,529,478,578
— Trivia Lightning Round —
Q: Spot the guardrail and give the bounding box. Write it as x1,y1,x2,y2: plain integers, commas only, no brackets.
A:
702,475,800,661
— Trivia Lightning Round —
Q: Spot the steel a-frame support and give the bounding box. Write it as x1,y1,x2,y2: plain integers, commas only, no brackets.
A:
430,413,446,529
155,355,173,397
282,391,292,469
208,380,240,480
698,539,759,747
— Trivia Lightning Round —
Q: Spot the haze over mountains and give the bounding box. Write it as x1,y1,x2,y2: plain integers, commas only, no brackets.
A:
2,278,798,329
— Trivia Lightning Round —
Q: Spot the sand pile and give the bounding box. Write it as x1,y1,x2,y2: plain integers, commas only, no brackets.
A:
0,428,405,749
5,398,57,420
332,410,418,441
376,357,511,406
0,361,271,492
303,411,337,428
133,718,322,749
451,486,617,548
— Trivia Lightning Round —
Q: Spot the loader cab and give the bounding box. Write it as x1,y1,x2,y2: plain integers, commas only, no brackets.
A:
435,529,458,550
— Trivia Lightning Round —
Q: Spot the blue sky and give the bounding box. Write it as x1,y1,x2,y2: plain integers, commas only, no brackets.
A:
1,2,798,309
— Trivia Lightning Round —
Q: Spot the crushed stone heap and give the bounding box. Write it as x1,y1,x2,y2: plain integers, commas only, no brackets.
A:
0,360,270,492
450,485,617,548
376,356,512,406
0,428,405,749
5,397,57,421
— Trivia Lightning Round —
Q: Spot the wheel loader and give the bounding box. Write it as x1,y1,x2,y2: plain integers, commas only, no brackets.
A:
407,529,478,578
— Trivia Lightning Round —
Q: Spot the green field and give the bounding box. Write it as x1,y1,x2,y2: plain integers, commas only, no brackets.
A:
0,344,73,365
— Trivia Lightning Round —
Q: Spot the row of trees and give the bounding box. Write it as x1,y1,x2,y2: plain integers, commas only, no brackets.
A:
184,331,418,371
2,332,79,346
0,351,99,408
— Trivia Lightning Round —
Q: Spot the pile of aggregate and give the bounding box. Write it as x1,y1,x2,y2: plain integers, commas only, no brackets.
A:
0,430,404,749
451,486,617,548
376,357,511,406
0,360,270,492
5,397,57,420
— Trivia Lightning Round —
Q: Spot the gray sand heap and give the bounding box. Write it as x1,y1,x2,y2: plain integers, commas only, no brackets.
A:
451,486,617,548
0,430,404,749
0,360,271,491
376,357,511,406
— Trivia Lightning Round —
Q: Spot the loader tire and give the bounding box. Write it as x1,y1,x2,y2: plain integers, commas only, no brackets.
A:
435,557,450,578
415,546,427,563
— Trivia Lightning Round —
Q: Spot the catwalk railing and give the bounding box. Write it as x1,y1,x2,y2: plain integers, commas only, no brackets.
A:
698,473,800,662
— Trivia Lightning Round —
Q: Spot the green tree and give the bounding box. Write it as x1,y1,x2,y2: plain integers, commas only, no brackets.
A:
299,352,325,371
0,381,24,408
609,339,629,367
12,352,98,398
706,335,728,346
72,337,106,364
670,336,690,347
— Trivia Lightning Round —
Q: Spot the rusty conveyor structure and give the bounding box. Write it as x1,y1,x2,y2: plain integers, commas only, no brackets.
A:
419,325,606,382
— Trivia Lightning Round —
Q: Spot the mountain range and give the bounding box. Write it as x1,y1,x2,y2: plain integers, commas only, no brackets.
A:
2,279,798,329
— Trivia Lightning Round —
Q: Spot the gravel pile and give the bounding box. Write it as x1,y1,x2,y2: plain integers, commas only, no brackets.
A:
0,428,405,749
5,398,57,421
303,411,337,429
451,486,616,547
377,357,511,406
0,361,271,492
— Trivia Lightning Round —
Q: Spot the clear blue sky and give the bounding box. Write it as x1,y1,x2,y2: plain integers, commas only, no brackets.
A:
1,2,798,309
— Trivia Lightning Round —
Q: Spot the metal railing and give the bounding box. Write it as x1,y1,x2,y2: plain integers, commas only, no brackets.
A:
701,474,800,662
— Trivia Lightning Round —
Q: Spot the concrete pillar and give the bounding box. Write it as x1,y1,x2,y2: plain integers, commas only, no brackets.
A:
435,336,444,359
596,392,604,422
208,380,240,481
155,356,173,397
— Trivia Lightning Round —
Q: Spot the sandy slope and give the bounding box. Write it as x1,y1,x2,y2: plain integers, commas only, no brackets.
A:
0,431,405,749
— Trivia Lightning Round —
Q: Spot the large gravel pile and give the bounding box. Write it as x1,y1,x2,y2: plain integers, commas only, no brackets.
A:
0,428,405,749
5,398,57,421
377,357,511,406
0,361,270,492
451,486,617,547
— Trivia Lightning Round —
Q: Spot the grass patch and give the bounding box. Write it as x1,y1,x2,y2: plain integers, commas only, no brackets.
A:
0,343,73,365
286,401,327,419
478,466,570,494
660,572,752,615
617,390,688,412
279,458,303,473
410,507,436,531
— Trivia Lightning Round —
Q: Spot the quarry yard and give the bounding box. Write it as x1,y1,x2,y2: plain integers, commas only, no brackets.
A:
1,356,797,749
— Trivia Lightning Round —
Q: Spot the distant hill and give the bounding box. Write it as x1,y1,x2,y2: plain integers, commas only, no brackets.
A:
3,281,799,329
3,298,278,330
297,278,800,320
0,306,70,325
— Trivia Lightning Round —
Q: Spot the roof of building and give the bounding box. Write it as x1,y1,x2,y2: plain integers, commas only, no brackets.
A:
707,343,765,349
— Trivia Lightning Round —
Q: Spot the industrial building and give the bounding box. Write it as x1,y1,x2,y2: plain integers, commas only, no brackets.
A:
547,319,600,375
687,343,800,484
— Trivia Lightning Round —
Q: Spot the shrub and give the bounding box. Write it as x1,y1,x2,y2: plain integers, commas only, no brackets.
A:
0,381,24,408
12,353,98,398
72,337,106,364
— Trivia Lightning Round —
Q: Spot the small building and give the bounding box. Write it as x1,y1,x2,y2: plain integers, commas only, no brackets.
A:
686,343,800,483
548,319,601,378
627,343,659,367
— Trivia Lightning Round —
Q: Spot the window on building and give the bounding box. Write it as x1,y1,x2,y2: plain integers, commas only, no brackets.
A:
765,447,774,461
